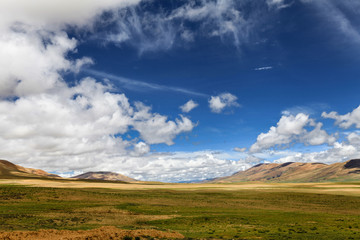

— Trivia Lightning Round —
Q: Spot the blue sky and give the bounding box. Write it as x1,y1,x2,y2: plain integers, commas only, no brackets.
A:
1,0,360,182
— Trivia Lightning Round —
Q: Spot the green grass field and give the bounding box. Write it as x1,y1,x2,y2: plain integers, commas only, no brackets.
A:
0,183,360,239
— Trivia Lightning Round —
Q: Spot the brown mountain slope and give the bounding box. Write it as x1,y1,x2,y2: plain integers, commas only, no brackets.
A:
0,159,60,179
72,171,136,182
212,159,360,183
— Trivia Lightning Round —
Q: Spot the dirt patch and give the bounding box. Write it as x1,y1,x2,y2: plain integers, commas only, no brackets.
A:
0,226,184,240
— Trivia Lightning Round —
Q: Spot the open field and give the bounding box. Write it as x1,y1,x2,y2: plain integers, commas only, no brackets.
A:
1,179,360,239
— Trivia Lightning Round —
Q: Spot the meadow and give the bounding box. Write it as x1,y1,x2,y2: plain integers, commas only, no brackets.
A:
0,180,360,239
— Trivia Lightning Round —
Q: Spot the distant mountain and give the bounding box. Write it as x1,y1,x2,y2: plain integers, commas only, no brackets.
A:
72,171,136,182
211,159,360,183
0,159,60,179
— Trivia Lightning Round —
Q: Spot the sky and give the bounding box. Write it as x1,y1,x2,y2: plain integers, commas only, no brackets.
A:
1,0,360,182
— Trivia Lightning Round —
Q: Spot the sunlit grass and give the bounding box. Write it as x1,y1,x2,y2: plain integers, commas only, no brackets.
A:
0,184,360,239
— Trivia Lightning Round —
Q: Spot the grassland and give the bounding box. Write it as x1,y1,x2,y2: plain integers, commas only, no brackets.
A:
0,180,360,239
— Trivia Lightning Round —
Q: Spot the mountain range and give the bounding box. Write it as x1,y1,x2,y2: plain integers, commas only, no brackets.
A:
72,172,136,182
211,159,360,183
0,159,136,182
0,159,60,179
1,159,360,183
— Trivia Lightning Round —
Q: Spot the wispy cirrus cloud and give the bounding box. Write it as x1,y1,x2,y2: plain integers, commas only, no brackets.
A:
254,66,273,71
100,0,278,53
301,0,360,45
98,0,360,55
85,69,208,97
267,0,293,9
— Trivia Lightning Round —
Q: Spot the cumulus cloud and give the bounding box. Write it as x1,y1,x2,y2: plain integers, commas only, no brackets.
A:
252,106,360,165
274,134,360,164
0,29,75,97
209,93,240,113
132,103,195,145
73,57,94,74
180,100,199,113
79,151,251,183
0,0,202,182
322,105,360,129
0,78,195,159
131,142,150,157
0,0,141,30
249,113,336,153
0,0,141,98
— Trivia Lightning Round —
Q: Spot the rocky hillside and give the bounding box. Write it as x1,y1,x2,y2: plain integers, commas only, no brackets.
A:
72,171,136,182
0,159,60,179
212,159,360,183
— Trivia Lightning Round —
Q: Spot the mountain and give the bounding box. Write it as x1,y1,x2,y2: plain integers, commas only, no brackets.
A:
72,171,136,182
212,159,360,183
0,159,60,179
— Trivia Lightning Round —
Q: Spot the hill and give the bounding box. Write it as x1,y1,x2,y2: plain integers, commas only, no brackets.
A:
72,171,136,182
0,159,60,179
212,159,360,183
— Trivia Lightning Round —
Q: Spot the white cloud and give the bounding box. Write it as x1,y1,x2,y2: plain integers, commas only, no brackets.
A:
0,0,141,30
68,151,251,183
73,57,94,74
131,142,150,157
110,6,177,54
0,78,196,175
274,134,360,164
209,93,240,113
249,113,336,153
0,0,141,98
247,106,360,166
266,0,293,9
86,69,207,97
0,0,201,182
234,147,247,152
322,105,360,129
0,29,75,97
254,66,273,71
282,103,330,116
301,122,336,146
180,30,195,42
103,0,278,53
132,103,195,145
301,0,360,45
348,132,360,145
243,155,263,164
169,0,248,47
267,0,285,4
180,100,199,113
